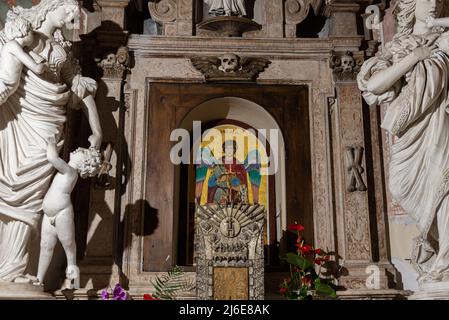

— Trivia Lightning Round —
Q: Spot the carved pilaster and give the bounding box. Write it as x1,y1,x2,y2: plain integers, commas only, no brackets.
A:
329,48,398,293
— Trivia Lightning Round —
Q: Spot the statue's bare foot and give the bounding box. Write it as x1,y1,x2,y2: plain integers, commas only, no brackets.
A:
66,265,79,280
13,275,32,284
64,265,80,290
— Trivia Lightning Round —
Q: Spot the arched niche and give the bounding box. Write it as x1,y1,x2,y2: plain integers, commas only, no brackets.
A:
174,97,287,266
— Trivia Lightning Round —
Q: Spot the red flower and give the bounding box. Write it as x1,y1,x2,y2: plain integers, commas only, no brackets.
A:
288,223,305,232
314,248,322,255
302,276,312,285
314,259,323,265
296,244,314,255
279,287,287,294
143,294,159,300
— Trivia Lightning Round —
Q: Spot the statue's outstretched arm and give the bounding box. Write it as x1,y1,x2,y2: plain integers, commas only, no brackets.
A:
81,94,103,150
47,140,71,174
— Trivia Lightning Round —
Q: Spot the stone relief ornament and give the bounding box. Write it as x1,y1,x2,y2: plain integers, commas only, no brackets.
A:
204,0,246,17
97,46,130,78
191,53,271,82
345,146,367,192
0,0,103,284
195,203,265,300
358,0,449,287
330,51,364,82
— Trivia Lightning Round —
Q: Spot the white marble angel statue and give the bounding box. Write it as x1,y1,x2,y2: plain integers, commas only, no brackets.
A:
33,139,101,288
0,15,48,104
204,0,246,17
358,0,449,283
0,0,102,283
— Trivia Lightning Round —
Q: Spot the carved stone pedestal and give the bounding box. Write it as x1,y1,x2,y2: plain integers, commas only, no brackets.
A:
195,204,265,300
197,17,262,37
0,282,55,300
409,282,449,300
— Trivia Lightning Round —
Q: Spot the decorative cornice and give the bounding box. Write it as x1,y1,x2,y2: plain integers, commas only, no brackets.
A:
128,35,364,58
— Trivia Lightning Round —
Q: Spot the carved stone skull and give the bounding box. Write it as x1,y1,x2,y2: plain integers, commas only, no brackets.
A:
219,53,240,73
341,53,355,73
101,53,117,69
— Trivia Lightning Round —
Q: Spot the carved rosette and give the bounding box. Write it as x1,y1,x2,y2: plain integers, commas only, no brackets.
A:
330,51,364,83
97,46,130,78
194,203,265,300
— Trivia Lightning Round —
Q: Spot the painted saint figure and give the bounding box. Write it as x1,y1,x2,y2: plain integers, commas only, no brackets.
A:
204,0,246,17
208,140,249,204
196,139,262,205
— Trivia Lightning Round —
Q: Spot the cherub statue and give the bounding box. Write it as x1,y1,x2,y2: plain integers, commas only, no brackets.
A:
33,139,101,288
204,0,246,17
0,15,48,104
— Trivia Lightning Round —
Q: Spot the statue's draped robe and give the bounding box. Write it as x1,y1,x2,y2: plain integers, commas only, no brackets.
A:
358,33,449,277
204,0,246,16
0,35,96,281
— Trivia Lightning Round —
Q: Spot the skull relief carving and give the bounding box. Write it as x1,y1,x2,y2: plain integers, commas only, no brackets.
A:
219,53,240,73
341,53,355,73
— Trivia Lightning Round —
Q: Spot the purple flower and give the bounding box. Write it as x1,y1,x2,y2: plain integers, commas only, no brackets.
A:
101,289,109,300
112,283,127,300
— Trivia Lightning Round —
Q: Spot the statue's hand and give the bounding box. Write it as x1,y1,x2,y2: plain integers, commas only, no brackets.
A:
426,16,436,28
88,134,102,150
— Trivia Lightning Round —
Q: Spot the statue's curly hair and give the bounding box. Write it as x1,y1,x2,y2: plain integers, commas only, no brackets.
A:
71,147,102,179
4,15,32,40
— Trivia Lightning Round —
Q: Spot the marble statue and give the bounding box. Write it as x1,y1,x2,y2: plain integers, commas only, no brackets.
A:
34,140,101,287
204,0,246,17
0,0,102,283
0,15,48,104
358,0,449,283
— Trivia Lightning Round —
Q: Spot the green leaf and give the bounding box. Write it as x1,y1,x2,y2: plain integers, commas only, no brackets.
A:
285,253,313,270
314,278,336,298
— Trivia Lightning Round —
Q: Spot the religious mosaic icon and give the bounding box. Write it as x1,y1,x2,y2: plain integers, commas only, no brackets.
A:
195,125,268,208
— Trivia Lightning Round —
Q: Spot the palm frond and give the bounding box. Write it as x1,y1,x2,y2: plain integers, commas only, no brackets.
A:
151,266,194,300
